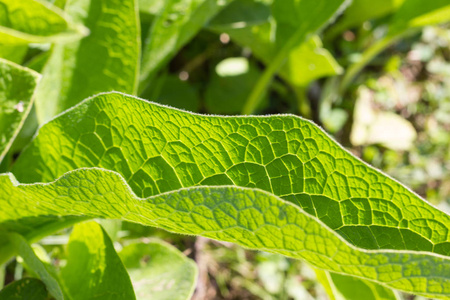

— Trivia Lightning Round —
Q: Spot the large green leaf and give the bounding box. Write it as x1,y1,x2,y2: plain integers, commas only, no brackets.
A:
60,221,136,300
1,169,450,297
139,0,233,89
0,0,86,45
11,92,450,256
34,0,140,124
0,278,48,300
119,239,197,300
0,58,40,163
0,232,63,300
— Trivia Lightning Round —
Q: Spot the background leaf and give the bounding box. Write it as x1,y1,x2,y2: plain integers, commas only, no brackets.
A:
119,239,197,300
60,221,136,300
0,278,48,300
34,0,140,124
0,0,85,44
0,58,39,163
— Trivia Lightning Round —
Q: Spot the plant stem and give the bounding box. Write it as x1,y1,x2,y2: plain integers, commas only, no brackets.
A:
242,30,304,115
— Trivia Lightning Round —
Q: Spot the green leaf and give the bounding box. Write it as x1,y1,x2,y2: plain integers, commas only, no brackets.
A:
0,58,40,163
119,239,197,300
1,169,450,297
0,232,63,300
11,92,450,256
60,221,136,300
139,0,233,89
0,278,48,300
0,0,86,45
34,0,140,124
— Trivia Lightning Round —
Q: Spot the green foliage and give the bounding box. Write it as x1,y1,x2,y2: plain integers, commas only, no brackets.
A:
0,0,449,298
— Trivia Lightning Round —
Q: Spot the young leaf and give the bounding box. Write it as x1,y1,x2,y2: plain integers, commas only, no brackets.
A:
0,58,40,163
1,169,450,297
0,0,86,45
60,221,136,300
0,278,48,300
119,239,198,300
34,0,140,124
0,232,63,300
11,92,450,257
139,0,233,90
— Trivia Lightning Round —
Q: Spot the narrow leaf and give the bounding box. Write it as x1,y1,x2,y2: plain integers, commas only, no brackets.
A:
0,58,40,163
34,0,140,124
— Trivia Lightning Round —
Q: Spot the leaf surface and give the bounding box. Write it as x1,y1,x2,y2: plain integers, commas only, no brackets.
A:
0,0,85,44
60,221,136,300
119,239,197,300
0,169,450,297
34,0,140,124
11,92,450,256
0,58,40,163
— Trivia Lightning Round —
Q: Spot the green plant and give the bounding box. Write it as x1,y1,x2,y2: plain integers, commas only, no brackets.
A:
1,0,449,299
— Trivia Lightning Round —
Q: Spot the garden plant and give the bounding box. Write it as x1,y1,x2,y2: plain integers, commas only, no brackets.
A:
0,0,450,299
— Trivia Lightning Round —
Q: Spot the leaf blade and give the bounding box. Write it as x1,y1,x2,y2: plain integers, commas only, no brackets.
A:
1,168,450,297
0,58,40,163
